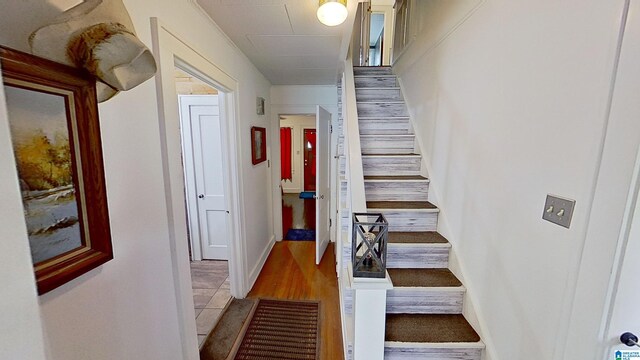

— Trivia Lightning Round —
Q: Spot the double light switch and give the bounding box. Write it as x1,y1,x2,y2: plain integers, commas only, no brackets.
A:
542,194,576,229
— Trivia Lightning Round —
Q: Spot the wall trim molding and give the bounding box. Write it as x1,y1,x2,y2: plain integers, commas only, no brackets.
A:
247,235,276,296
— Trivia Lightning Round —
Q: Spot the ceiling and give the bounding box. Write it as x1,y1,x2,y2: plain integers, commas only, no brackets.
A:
195,0,360,85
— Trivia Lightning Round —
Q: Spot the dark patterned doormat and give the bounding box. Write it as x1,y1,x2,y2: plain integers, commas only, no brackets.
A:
284,229,315,241
233,299,320,360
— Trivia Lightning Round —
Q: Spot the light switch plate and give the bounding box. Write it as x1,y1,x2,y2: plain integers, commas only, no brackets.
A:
542,194,576,228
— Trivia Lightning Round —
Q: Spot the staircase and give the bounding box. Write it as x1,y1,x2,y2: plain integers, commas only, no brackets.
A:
340,66,485,359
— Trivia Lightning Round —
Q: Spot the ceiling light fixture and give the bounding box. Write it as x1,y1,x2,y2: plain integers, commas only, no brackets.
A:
317,0,348,27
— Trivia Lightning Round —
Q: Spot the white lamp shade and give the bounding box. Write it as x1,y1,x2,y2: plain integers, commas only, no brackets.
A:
317,0,348,27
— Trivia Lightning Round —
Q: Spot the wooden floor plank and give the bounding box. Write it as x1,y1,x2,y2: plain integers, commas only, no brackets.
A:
247,241,344,360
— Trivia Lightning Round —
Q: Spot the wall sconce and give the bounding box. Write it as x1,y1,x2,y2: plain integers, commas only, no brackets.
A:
317,0,348,27
352,213,388,278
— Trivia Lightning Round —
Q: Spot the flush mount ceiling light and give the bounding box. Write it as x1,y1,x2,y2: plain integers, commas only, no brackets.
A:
317,0,348,27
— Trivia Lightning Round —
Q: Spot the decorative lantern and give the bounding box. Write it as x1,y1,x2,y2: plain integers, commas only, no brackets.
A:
352,213,388,278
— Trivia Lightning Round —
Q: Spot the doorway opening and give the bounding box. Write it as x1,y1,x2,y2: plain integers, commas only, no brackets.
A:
353,1,396,66
153,20,246,359
276,107,332,265
369,12,385,66
174,67,231,348
280,115,316,241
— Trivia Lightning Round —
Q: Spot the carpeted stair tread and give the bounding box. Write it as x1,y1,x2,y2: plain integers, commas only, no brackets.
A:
359,116,410,119
388,231,448,244
357,101,406,104
388,268,462,287
364,175,428,181
385,314,480,343
354,74,397,78
367,201,437,210
200,298,256,360
354,66,392,69
362,153,420,157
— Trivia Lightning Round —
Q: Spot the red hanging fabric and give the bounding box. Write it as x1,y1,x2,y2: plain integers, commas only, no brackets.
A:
280,127,292,181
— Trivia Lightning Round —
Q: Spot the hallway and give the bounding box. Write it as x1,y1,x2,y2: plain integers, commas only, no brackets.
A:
247,241,343,360
282,193,316,239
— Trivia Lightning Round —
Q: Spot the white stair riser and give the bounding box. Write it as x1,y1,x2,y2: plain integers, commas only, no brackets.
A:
355,76,398,88
361,136,415,154
359,118,411,135
342,244,351,271
368,210,438,232
387,244,449,268
356,88,403,102
344,287,353,314
340,181,347,207
341,243,450,271
358,102,409,117
365,181,429,202
384,346,482,360
341,209,349,229
354,67,393,75
387,288,464,314
363,157,421,176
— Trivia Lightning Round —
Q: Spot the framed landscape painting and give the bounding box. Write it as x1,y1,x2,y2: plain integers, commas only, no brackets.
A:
1,46,113,295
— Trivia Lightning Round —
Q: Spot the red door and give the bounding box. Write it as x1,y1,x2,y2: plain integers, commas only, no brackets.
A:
303,129,316,192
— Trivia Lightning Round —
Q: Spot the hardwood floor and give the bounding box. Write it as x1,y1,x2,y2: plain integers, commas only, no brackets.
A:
247,241,344,360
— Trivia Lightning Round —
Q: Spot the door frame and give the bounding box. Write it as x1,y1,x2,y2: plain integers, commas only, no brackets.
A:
271,108,337,244
151,18,246,360
303,128,317,192
178,95,229,261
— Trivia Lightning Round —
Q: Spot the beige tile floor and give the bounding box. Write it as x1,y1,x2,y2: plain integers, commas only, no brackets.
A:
190,260,230,347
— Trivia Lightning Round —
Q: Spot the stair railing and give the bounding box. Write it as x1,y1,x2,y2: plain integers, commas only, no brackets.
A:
342,58,367,216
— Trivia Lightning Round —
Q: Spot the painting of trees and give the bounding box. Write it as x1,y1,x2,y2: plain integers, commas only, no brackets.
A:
13,129,73,191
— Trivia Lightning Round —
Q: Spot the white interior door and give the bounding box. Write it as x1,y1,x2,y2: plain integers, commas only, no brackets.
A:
607,182,640,357
316,106,331,264
603,1,640,356
180,95,228,260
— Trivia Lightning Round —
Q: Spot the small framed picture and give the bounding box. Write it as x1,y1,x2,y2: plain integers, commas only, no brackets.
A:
256,97,265,115
251,126,266,165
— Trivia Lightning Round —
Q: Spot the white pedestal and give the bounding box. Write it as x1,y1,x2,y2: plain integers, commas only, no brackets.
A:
348,266,393,360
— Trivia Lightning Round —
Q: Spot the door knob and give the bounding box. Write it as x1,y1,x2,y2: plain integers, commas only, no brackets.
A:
198,194,204,199
621,332,640,347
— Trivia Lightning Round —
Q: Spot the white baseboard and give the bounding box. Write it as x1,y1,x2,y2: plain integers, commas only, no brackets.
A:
246,235,276,294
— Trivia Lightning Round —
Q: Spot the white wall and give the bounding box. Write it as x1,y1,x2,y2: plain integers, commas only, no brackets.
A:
394,0,631,359
270,86,338,241
280,115,316,194
0,1,273,359
0,66,47,360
